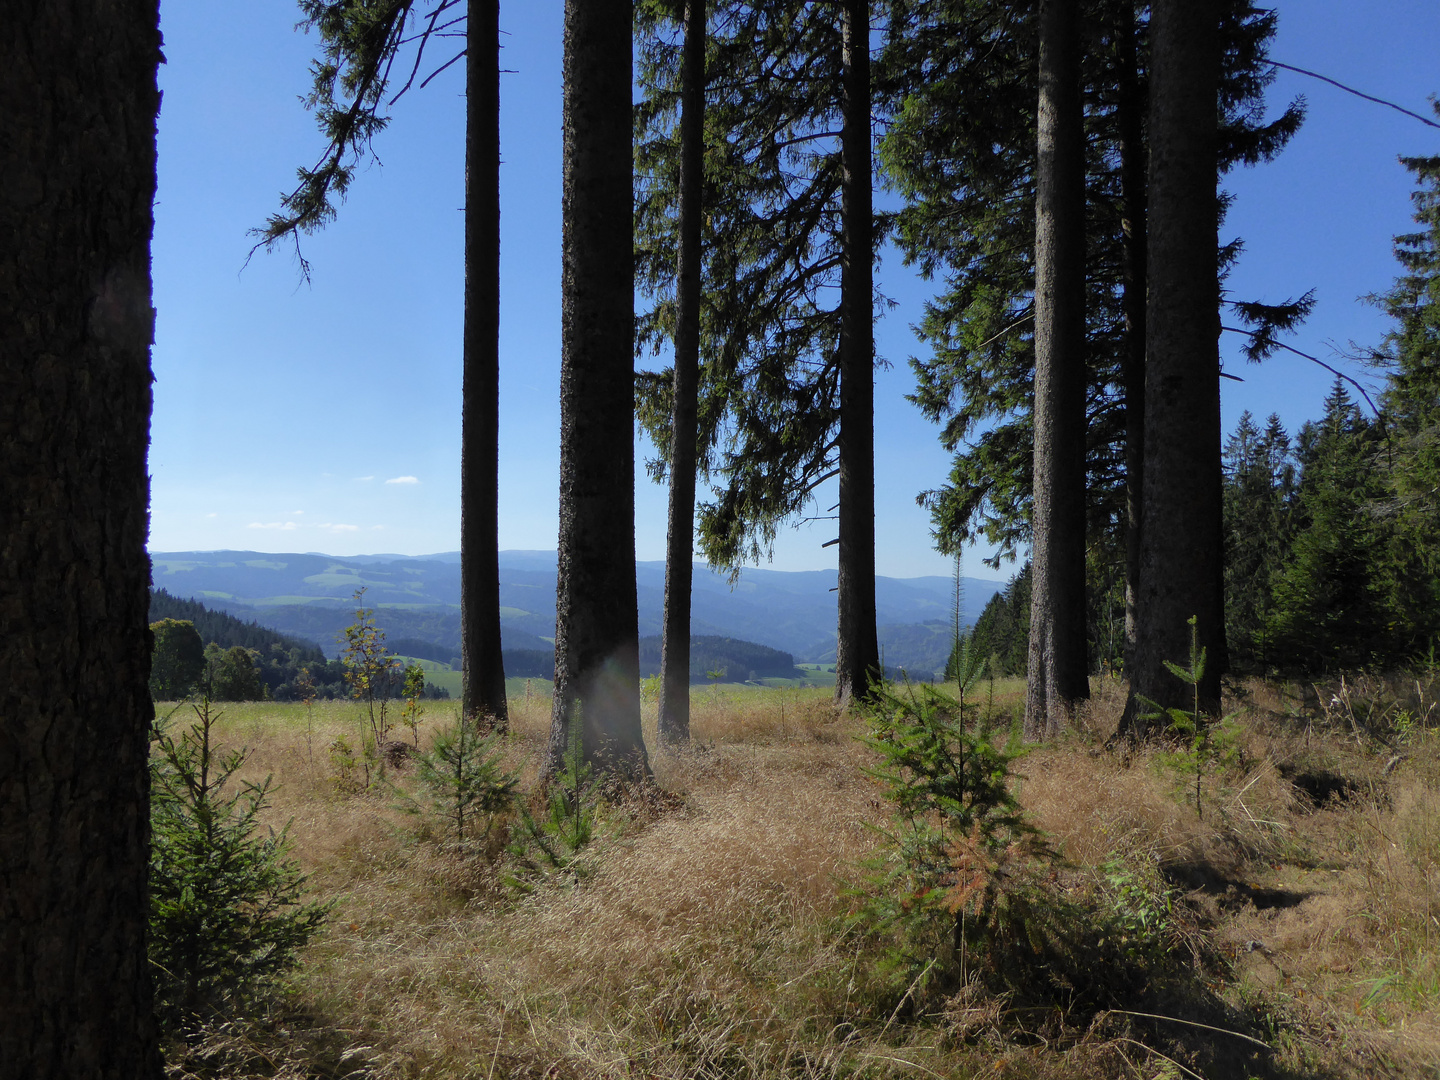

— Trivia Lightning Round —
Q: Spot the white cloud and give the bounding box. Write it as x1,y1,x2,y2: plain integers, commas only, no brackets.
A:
371,525,385,531
319,523,359,533
290,510,304,516
385,475,420,485
205,512,218,519
247,521,298,531
355,475,375,482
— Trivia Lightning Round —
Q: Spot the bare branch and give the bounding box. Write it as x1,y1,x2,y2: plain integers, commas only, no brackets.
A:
390,0,462,104
1268,61,1440,130
1220,326,1382,416
418,49,466,91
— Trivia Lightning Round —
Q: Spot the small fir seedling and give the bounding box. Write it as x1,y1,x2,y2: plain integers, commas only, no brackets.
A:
506,705,600,892
1139,616,1242,820
400,715,517,850
149,696,329,1032
855,680,1051,988
944,631,988,727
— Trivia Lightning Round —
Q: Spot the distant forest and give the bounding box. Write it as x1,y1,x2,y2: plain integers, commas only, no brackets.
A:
500,635,801,683
149,590,448,701
960,377,1440,680
150,589,327,660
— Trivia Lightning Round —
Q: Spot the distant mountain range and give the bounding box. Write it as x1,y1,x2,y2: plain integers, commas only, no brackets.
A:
149,550,1004,676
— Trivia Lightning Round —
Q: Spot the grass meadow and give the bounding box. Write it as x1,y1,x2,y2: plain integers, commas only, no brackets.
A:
155,671,1440,1079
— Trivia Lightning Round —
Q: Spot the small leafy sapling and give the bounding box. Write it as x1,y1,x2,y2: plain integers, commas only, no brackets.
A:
340,588,399,784
400,663,427,748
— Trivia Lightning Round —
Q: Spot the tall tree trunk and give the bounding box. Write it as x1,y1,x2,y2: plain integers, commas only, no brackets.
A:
834,0,880,710
545,0,648,782
1025,0,1089,741
462,0,510,732
1121,0,1225,734
1,3,163,1076
658,0,706,745
1116,0,1147,675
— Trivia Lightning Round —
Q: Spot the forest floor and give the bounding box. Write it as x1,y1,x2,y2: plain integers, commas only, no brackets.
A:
158,670,1440,1079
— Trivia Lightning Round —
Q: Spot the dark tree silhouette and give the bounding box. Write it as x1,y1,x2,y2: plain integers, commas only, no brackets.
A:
834,0,881,709
1121,0,1226,732
461,0,510,730
254,0,510,730
544,0,649,782
634,1,880,711
657,0,706,745
1024,0,1089,740
1,2,164,1074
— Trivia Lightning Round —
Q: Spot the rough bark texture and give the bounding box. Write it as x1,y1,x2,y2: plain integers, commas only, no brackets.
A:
834,0,880,711
1116,1,1147,674
1025,0,1089,741
544,0,648,781
1121,0,1225,733
0,2,163,1076
657,0,706,745
461,0,510,732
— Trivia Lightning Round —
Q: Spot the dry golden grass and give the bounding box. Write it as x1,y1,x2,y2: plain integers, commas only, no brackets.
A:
158,674,1440,1080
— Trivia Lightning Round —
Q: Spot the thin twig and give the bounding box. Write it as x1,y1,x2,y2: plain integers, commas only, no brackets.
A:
1105,1009,1273,1051
389,0,460,104
973,311,1034,352
418,49,466,91
1112,1038,1208,1080
879,959,936,1041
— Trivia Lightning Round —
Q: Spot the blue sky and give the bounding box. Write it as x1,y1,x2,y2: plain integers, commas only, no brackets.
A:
149,1,1438,580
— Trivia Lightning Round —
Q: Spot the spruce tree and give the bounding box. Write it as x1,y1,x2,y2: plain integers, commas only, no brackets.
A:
1266,382,1396,671
1122,0,1224,728
967,565,1032,676
1025,0,1089,739
635,0,881,707
149,701,329,1030
636,0,847,572
1222,410,1296,667
1371,135,1440,653
640,0,707,746
880,0,1303,629
544,0,649,783
835,0,881,707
